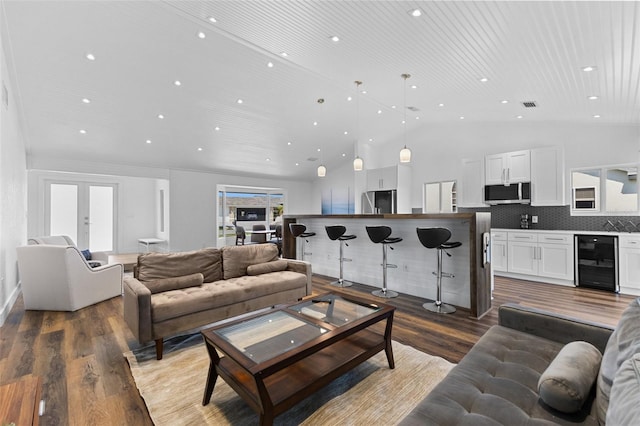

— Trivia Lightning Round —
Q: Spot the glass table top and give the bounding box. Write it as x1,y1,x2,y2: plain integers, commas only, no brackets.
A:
289,294,380,327
213,310,328,364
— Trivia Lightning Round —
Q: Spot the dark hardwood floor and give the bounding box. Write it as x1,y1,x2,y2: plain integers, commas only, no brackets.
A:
0,275,635,425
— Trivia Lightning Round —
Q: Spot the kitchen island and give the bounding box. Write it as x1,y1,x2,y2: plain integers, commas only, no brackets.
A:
283,213,492,319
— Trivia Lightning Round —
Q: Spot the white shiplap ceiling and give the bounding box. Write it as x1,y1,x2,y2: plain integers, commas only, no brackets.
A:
2,1,639,180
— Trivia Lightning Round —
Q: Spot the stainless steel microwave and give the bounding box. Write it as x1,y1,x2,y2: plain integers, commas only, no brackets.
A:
484,182,531,205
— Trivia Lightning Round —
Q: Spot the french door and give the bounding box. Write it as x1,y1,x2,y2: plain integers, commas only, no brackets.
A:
45,181,117,252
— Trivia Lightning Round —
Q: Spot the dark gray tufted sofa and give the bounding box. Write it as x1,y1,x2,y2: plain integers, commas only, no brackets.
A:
400,303,615,425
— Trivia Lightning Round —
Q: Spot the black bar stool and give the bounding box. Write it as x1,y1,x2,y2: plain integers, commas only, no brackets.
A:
366,225,402,298
289,223,316,261
416,227,461,314
325,225,357,287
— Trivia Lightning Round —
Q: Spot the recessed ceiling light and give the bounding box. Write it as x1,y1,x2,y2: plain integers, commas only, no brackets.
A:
287,142,292,146
409,8,423,17
174,80,182,86
214,126,220,131
79,129,87,134
415,116,420,120
280,52,288,57
411,85,417,89
593,114,601,118
266,158,271,162
342,153,346,157
82,98,91,104
313,121,318,126
295,162,299,166
582,66,596,72
267,61,274,68
459,116,465,120
347,96,352,101
329,35,340,42
317,148,321,152
197,147,203,151
369,138,373,142
438,103,444,107
588,95,599,100
377,110,382,114
401,119,406,124
501,100,508,104
480,77,488,82
391,105,397,109
236,99,243,104
86,53,95,61
197,31,206,39
158,114,164,119
146,139,152,144
361,90,367,94
344,131,348,135
516,115,523,119
208,16,217,23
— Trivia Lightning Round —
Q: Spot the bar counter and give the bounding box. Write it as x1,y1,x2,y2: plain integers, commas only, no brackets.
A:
283,213,492,319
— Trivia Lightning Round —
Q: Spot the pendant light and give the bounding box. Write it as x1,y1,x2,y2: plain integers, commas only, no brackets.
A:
353,80,364,171
399,73,412,163
316,98,327,177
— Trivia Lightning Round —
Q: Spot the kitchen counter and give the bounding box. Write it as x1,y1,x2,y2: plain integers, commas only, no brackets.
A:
492,228,638,236
283,213,492,319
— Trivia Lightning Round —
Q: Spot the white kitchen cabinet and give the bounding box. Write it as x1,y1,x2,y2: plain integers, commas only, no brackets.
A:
485,150,530,185
508,232,538,275
538,234,574,280
619,236,640,294
459,158,486,207
504,231,574,282
531,146,565,206
366,165,398,191
490,231,508,272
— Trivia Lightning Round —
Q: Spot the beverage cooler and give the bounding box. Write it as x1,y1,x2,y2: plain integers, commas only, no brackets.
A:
574,234,618,292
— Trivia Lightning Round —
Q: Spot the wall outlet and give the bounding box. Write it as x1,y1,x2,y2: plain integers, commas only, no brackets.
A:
532,215,539,224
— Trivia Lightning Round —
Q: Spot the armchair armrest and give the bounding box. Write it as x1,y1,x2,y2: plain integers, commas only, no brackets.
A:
285,259,312,296
123,276,153,343
498,303,615,353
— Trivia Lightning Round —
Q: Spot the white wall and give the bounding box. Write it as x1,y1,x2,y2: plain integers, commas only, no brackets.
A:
0,17,28,326
169,169,314,252
353,121,640,209
27,170,158,253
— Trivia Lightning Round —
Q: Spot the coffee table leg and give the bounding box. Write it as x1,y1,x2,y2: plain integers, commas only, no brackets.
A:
202,361,219,405
384,311,395,369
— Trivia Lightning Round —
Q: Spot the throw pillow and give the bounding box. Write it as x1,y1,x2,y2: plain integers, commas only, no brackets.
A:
137,248,222,283
222,244,279,279
142,273,204,294
606,353,640,425
538,341,602,413
596,298,640,425
247,259,288,276
81,249,92,260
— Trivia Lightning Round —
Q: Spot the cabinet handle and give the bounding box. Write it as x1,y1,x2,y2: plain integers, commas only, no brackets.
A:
546,237,564,241
507,168,510,184
514,236,529,239
501,169,505,183
538,247,542,259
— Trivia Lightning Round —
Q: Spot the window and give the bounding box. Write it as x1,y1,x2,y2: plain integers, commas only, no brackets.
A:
571,165,639,215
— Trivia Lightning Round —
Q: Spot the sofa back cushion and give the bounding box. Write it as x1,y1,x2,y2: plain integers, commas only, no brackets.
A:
137,248,222,283
222,244,279,279
596,298,640,424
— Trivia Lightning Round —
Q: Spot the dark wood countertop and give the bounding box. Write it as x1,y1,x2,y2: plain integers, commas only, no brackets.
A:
283,213,486,220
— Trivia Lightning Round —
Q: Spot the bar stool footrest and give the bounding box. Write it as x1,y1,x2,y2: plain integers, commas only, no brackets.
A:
330,279,353,288
372,289,398,298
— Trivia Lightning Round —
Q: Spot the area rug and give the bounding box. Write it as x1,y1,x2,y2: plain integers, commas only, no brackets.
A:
124,334,454,425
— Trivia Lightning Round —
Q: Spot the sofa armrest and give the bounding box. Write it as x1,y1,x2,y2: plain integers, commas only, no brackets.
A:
498,303,614,353
286,259,312,296
123,276,153,343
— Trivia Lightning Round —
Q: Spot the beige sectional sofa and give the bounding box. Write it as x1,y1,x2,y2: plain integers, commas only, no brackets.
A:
123,244,311,359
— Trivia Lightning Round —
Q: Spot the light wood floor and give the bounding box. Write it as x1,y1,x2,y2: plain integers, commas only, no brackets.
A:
0,275,635,425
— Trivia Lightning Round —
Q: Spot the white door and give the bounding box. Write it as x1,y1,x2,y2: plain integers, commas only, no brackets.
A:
485,154,507,185
46,181,117,251
506,150,531,183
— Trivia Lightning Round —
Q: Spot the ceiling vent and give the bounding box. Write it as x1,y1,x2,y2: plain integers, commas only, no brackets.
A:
407,106,420,112
521,101,537,108
307,157,318,162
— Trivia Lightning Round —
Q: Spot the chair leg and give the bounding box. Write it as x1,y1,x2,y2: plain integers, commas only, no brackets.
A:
423,248,456,314
372,244,398,298
331,240,353,287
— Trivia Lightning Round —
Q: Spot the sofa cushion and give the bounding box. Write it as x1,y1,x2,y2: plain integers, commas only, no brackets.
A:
137,248,222,283
538,341,602,413
247,259,288,276
150,270,306,322
221,244,279,279
596,298,640,425
606,353,640,425
142,273,204,294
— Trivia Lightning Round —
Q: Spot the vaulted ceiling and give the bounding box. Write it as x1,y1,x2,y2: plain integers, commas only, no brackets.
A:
2,1,639,180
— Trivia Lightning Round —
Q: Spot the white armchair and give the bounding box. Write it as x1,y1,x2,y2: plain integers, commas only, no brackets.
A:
17,238,123,311
27,235,109,265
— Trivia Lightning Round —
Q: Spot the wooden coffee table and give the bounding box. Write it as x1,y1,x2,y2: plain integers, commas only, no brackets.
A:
201,292,395,425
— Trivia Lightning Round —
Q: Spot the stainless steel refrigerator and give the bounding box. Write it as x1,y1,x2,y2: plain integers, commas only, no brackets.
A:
362,190,397,214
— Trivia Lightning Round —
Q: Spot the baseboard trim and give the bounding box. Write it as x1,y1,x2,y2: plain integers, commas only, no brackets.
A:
0,281,21,327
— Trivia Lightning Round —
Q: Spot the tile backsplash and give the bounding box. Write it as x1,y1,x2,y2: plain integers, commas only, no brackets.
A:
460,204,640,232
